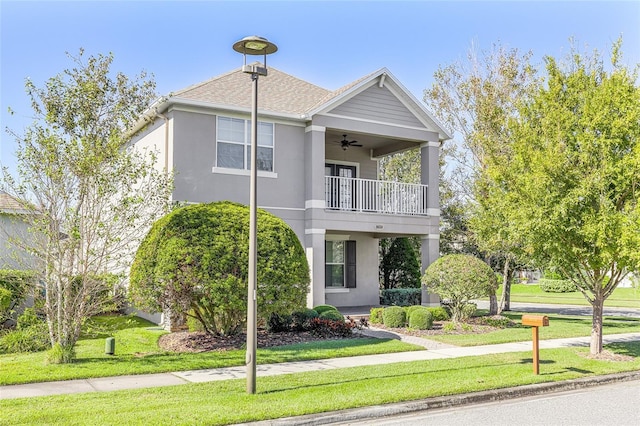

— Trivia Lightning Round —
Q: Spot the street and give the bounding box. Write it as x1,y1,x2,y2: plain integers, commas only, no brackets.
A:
339,379,640,426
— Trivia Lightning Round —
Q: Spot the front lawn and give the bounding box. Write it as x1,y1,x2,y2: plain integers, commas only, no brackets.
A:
0,315,421,386
2,342,639,425
420,312,640,346
499,284,640,308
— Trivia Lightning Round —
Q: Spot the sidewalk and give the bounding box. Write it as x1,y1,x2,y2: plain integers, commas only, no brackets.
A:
2,330,639,400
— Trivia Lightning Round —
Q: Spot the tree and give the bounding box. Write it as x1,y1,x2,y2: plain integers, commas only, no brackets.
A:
379,237,421,289
1,50,172,362
491,39,640,354
424,42,537,313
422,254,498,323
129,201,310,336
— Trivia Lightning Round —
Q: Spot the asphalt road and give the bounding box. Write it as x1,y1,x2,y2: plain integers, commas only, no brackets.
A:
340,379,640,426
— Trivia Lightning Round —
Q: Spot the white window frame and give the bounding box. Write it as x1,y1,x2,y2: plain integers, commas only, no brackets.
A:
214,115,275,174
325,240,346,288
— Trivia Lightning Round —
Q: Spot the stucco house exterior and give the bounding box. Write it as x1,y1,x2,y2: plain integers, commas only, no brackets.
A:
0,192,38,270
130,65,451,309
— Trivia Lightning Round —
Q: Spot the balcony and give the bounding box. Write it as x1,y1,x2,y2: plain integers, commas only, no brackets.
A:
325,176,428,216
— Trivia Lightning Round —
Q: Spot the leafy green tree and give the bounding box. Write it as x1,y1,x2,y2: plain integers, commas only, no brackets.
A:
422,254,498,323
379,237,421,289
424,43,537,313
129,201,310,336
490,39,640,354
1,50,172,362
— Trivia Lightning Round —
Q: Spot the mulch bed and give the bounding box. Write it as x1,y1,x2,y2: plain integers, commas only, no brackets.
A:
158,330,359,353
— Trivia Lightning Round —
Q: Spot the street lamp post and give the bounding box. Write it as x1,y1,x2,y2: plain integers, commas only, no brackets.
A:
232,35,278,394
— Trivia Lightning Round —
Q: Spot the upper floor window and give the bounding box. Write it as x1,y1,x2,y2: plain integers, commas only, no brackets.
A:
216,116,274,172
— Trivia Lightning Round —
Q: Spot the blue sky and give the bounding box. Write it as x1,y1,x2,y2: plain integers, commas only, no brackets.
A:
1,1,639,176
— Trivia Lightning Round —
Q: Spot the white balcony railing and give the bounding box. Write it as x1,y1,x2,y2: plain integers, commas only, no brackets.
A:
325,176,428,216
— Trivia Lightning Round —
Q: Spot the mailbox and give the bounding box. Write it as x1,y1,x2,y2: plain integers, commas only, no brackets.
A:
522,315,549,327
521,315,550,375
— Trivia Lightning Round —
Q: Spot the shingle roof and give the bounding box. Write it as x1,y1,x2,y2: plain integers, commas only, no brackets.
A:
173,65,331,116
0,192,26,212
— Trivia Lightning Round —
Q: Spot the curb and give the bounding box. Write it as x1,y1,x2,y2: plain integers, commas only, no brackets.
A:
243,371,640,425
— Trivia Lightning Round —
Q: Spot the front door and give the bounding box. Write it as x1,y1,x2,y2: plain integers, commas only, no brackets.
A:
325,164,357,210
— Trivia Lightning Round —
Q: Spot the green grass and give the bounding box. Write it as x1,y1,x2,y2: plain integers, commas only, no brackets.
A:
0,315,421,386
428,311,640,346
501,284,640,308
2,342,639,425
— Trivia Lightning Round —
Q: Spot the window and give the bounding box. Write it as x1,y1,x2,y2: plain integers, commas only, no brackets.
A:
216,116,274,172
325,240,356,288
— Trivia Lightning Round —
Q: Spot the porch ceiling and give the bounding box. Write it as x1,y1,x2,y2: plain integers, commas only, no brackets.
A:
325,129,421,158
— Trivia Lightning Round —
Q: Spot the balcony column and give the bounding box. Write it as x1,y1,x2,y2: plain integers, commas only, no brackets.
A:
304,125,327,308
421,141,441,306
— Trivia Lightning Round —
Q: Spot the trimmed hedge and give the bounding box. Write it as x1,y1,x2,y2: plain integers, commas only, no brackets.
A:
380,288,421,307
427,306,450,321
313,305,338,315
382,306,406,328
319,310,344,321
369,307,384,324
409,308,433,330
539,278,577,293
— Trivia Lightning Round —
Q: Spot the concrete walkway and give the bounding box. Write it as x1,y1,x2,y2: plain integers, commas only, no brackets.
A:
2,331,639,400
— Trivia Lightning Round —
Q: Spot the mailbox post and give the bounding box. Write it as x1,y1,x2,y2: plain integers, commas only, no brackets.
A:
521,315,549,374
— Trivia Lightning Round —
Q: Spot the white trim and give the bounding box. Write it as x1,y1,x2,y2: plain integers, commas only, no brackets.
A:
325,234,350,241
420,141,440,148
212,167,278,179
305,199,325,209
426,208,440,216
305,228,326,235
261,206,305,212
305,125,326,133
426,234,440,240
320,112,432,135
325,288,350,294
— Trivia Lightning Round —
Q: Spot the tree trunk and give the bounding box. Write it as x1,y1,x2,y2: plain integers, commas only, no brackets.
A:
489,292,498,315
590,297,604,355
498,257,512,314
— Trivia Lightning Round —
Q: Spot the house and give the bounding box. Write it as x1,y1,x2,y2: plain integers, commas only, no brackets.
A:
130,65,451,308
0,192,38,270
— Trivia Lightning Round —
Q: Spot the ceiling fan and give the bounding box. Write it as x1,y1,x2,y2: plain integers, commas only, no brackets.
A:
339,134,363,150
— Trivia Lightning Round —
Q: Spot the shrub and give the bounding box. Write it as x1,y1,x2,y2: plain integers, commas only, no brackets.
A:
477,315,514,328
422,254,498,323
379,288,421,306
16,307,44,329
461,303,477,321
267,313,293,333
427,306,450,321
379,237,421,289
291,309,319,331
0,322,49,353
308,318,353,338
313,305,338,315
382,306,406,328
129,201,310,336
369,307,384,324
409,308,433,330
404,305,422,318
539,278,577,293
46,342,75,364
319,310,344,322
0,269,37,325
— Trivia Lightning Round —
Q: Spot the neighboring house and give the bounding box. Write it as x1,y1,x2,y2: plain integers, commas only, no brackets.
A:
130,65,451,308
0,192,38,270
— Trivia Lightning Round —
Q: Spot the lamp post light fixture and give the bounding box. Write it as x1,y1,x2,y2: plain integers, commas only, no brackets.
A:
232,35,278,395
